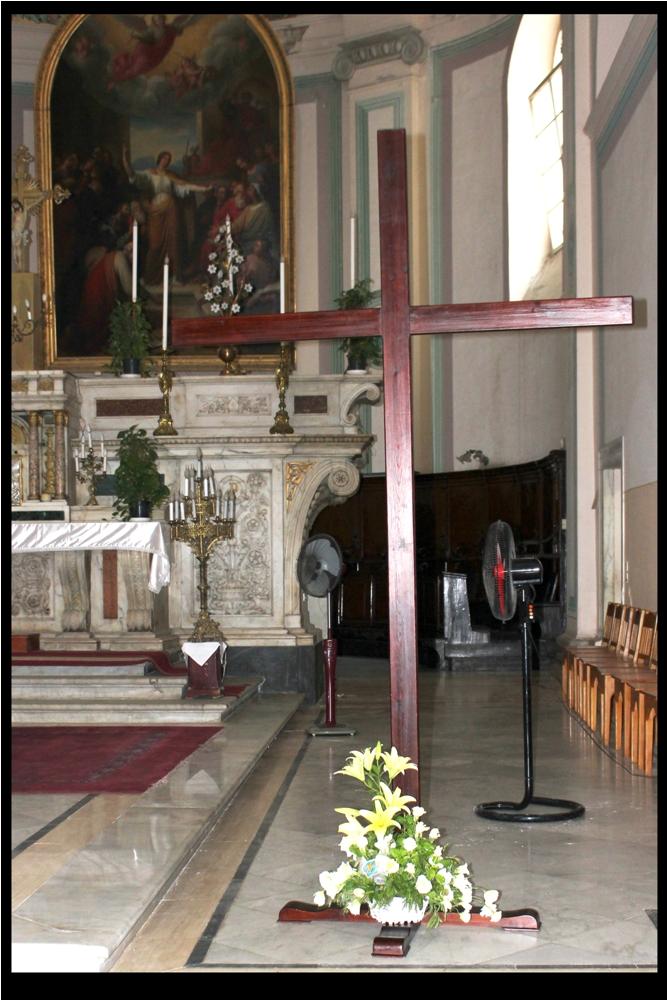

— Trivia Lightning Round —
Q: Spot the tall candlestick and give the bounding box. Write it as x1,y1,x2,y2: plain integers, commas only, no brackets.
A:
132,221,138,302
280,259,285,313
350,216,357,288
162,256,169,351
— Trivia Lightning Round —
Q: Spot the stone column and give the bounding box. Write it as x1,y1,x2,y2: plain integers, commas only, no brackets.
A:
54,410,67,499
119,550,154,631
58,551,90,632
27,410,41,500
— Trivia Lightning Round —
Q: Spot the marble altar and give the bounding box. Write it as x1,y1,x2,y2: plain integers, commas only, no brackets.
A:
11,371,382,701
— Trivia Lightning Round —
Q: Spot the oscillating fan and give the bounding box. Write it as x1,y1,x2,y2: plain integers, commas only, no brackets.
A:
297,534,356,737
475,520,585,823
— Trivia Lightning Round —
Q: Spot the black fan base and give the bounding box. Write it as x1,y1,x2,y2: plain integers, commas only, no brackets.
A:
475,796,585,823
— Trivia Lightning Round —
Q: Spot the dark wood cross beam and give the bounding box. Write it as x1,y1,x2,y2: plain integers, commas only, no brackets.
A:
173,129,633,802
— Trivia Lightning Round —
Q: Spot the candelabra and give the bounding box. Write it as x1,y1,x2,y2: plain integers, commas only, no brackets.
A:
12,293,52,344
167,452,237,643
269,342,294,435
154,351,178,436
74,428,107,506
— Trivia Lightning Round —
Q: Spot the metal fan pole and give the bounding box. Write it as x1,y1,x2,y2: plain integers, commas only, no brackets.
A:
475,590,585,823
308,591,357,738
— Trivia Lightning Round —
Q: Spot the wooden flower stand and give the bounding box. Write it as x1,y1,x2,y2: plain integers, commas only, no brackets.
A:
278,901,540,958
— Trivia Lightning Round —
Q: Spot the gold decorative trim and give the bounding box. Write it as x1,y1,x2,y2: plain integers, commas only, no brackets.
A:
35,14,294,373
285,461,314,509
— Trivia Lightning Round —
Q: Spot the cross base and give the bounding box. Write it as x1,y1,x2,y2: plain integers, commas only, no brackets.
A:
278,900,541,958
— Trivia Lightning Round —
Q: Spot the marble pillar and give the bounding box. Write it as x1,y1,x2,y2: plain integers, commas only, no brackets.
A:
27,410,41,500
54,410,66,500
58,551,90,632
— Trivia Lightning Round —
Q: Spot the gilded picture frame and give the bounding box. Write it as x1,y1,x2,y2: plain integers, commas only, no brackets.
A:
36,13,294,371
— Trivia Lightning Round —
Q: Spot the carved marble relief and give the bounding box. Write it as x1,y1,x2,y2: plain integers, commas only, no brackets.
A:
208,471,272,616
58,552,90,632
197,395,272,416
12,554,54,618
285,461,315,509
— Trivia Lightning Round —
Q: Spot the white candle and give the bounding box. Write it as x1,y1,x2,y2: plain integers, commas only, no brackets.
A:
162,257,169,351
86,424,92,448
74,456,80,472
280,259,285,313
132,221,138,302
350,216,357,288
197,451,204,480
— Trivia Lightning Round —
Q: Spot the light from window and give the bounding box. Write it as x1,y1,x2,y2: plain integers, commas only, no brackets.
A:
529,43,563,252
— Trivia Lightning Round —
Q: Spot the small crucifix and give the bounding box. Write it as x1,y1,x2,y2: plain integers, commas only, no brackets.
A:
173,129,633,802
12,144,70,272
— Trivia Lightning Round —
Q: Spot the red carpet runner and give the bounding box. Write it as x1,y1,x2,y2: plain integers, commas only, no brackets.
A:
12,726,221,794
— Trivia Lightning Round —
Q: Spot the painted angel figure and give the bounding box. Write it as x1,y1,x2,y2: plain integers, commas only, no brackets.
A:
109,15,200,86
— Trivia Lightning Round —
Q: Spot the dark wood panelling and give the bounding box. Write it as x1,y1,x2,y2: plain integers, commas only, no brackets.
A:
313,450,566,650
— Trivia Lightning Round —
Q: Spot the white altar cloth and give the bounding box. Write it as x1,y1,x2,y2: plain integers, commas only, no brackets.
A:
11,521,170,593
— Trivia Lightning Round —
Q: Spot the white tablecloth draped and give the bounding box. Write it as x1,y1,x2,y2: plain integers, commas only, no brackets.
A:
11,521,171,594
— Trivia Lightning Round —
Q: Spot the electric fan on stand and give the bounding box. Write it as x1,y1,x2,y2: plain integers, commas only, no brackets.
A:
297,533,356,737
475,520,585,823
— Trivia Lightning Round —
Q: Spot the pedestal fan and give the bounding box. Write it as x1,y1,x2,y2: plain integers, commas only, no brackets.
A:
474,520,585,823
297,533,356,737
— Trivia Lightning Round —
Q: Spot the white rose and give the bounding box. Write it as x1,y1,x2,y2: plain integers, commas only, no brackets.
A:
348,899,361,916
415,822,429,836
405,862,416,875
353,888,365,899
429,828,440,840
412,806,426,818
313,891,326,907
416,875,432,895
402,836,417,852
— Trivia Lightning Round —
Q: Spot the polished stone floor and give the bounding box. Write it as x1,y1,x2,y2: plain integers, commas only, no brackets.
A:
12,656,657,973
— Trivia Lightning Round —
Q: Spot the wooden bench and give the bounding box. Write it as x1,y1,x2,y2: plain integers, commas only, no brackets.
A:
562,605,658,774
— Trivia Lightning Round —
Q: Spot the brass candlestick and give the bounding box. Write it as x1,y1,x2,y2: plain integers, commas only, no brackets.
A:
75,446,105,506
168,457,237,642
154,351,178,436
270,342,294,435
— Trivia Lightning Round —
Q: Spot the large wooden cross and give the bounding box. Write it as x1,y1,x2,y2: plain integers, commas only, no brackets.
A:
173,129,633,801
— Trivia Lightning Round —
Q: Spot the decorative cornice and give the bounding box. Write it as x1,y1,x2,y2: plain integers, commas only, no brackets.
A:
333,27,426,81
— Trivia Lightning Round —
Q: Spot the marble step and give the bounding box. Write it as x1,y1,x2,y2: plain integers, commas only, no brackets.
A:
12,675,187,701
11,675,263,725
12,662,159,677
12,692,305,973
12,700,233,725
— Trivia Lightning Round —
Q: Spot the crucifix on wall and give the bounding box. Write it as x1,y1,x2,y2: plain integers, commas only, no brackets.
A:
172,128,633,802
12,145,70,272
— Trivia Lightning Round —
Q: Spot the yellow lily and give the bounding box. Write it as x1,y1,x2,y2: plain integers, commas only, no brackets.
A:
358,799,402,835
374,781,415,812
381,747,418,781
334,752,367,783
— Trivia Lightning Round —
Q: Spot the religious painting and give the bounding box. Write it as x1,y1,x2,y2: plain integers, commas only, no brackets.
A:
37,14,293,370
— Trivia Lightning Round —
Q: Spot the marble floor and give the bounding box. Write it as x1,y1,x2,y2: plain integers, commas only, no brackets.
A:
12,656,657,973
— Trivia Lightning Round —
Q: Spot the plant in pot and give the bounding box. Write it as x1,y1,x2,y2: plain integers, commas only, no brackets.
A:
112,425,170,521
336,278,382,373
106,299,153,377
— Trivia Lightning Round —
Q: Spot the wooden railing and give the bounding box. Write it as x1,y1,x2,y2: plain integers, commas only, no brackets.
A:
562,604,658,774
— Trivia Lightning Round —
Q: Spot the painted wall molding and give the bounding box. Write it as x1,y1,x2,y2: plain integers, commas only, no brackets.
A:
333,27,426,80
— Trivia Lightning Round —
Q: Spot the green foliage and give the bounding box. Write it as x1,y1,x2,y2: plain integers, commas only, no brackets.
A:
112,425,169,521
106,299,153,376
335,279,383,370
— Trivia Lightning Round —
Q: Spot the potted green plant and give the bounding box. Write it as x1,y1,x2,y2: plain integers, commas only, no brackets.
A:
336,278,382,372
106,299,153,376
112,425,169,520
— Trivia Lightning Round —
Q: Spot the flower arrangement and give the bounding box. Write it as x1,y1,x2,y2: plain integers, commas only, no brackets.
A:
202,215,253,316
314,742,501,928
